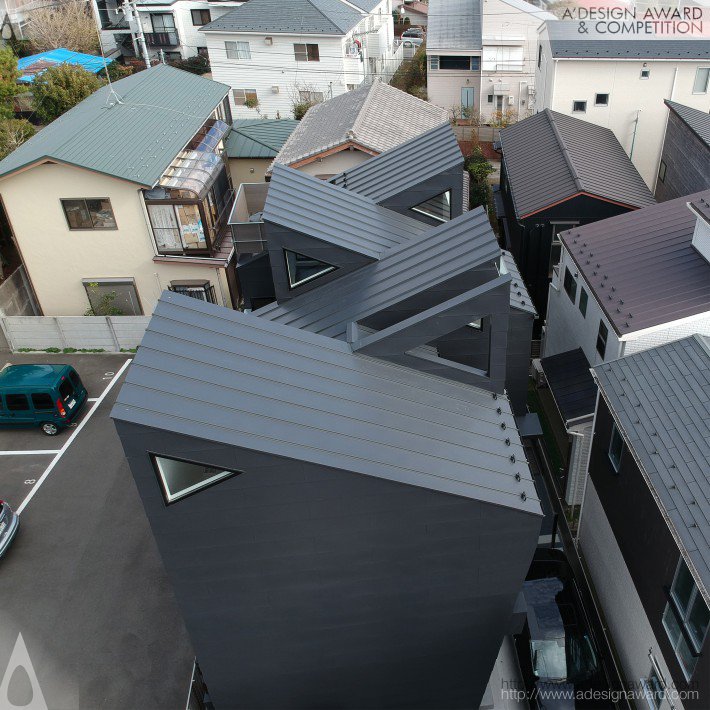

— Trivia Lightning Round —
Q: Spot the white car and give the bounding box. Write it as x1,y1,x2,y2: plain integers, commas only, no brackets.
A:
0,500,19,558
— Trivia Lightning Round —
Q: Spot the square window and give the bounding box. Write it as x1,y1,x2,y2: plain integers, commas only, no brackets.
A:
608,422,624,472
572,100,587,112
658,159,667,183
225,41,250,59
693,67,709,94
563,267,577,302
61,198,116,230
594,93,609,106
152,455,240,504
640,68,650,79
233,88,257,106
596,320,608,358
191,8,210,25
579,288,588,317
294,43,319,62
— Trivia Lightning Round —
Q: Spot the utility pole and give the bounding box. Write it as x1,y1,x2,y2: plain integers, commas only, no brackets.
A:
122,0,151,68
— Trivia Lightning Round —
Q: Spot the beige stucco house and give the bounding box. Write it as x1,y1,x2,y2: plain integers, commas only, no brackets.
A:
0,65,239,316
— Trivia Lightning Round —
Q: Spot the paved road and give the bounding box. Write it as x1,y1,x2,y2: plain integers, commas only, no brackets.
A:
0,355,194,709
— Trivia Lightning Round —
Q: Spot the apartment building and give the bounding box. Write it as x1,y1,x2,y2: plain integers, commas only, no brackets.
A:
0,65,239,316
535,21,710,189
200,0,400,119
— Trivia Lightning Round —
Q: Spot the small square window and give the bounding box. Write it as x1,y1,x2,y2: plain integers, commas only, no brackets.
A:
608,422,624,472
594,93,609,106
191,8,210,25
294,43,319,62
658,159,667,183
225,40,250,60
640,68,650,79
233,88,257,106
487,94,493,103
596,320,608,358
152,455,241,504
563,267,577,302
572,100,587,113
579,288,588,317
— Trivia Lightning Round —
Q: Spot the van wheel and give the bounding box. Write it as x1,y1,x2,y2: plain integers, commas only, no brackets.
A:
41,422,59,436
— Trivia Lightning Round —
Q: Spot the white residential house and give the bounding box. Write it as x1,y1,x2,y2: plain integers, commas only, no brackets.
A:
92,0,244,61
200,0,400,120
535,21,710,189
541,191,710,505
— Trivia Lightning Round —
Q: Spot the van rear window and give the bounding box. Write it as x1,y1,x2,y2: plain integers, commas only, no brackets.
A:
58,379,73,402
69,371,83,392
31,393,54,410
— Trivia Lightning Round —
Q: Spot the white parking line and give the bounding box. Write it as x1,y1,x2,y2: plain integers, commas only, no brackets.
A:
15,358,132,516
0,450,60,456
87,398,99,402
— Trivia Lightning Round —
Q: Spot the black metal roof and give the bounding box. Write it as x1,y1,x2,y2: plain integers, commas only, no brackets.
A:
541,348,596,424
665,100,710,150
500,110,655,219
561,189,710,335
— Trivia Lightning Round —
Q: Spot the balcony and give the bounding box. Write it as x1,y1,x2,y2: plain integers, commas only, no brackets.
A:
228,182,269,258
145,31,179,47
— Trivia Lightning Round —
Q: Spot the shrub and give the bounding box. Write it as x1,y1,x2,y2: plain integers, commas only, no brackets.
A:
32,64,102,123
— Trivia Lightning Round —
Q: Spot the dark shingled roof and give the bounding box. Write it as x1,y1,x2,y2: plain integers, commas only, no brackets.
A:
499,110,655,219
545,21,710,60
112,292,543,516
200,0,363,35
665,101,710,150
560,189,710,336
541,348,596,423
593,335,710,601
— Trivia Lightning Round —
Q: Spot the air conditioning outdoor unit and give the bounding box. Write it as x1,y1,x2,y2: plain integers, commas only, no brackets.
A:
271,85,279,94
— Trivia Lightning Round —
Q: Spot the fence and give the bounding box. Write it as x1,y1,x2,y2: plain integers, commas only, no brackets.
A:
0,315,151,352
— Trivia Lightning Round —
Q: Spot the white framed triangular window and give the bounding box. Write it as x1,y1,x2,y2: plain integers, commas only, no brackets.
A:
151,454,241,504
284,249,337,289
411,190,451,223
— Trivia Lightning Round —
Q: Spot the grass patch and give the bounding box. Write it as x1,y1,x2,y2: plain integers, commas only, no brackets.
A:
527,383,565,475
16,347,107,353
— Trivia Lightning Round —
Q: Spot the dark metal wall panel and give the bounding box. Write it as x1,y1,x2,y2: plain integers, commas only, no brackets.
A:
116,421,542,710
505,309,535,415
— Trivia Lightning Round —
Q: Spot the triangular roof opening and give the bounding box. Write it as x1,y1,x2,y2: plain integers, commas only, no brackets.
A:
284,249,337,289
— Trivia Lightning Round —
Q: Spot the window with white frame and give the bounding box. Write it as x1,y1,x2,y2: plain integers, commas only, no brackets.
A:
572,100,587,113
152,455,240,504
594,93,609,106
693,67,709,94
233,88,257,106
608,422,624,472
225,41,250,59
640,67,650,79
662,558,710,679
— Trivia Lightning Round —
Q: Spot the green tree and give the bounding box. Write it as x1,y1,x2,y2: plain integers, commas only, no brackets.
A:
465,146,495,226
0,119,35,160
390,44,427,98
32,64,102,123
0,48,24,119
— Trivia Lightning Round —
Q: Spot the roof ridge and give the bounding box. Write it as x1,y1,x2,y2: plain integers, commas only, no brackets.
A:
545,110,584,192
305,0,359,33
351,80,381,140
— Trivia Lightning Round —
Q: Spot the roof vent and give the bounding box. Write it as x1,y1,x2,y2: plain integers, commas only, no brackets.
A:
689,200,710,264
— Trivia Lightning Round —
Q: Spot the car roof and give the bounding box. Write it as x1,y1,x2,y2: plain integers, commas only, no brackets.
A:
0,364,69,389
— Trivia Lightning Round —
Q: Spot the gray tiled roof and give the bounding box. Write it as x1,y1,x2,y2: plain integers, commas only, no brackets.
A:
270,81,448,170
593,335,710,599
257,206,501,338
0,65,229,187
665,101,710,150
561,190,710,336
500,109,655,219
330,123,463,202
112,293,543,516
427,0,482,51
501,250,537,316
264,164,427,258
545,21,710,59
200,0,363,34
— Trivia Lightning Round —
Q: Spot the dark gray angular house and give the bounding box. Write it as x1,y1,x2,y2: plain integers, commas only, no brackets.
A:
656,101,710,202
499,109,655,316
579,335,710,709
112,293,543,709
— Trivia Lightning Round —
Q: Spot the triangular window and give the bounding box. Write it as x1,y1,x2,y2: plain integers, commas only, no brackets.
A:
411,190,451,222
152,455,240,504
284,250,337,288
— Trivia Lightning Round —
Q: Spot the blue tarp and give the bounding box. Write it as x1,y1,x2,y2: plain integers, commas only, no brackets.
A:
17,49,113,83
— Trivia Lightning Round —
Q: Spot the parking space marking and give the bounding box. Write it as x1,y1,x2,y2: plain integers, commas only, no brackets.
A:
87,398,99,402
15,358,132,516
0,450,60,456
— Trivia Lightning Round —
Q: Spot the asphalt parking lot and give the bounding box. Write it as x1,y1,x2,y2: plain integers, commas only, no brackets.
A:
0,354,195,709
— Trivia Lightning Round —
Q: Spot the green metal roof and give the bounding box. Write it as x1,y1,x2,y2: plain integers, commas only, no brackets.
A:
224,119,298,159
0,64,230,187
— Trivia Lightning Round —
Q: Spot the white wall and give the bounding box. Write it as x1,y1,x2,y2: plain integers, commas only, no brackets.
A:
579,480,682,710
0,163,231,316
535,28,710,187
426,54,482,117
294,149,372,177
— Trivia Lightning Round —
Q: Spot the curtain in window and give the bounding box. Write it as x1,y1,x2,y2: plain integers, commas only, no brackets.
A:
148,204,181,250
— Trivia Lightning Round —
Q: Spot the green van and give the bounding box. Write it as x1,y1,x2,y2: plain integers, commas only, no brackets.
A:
0,364,88,436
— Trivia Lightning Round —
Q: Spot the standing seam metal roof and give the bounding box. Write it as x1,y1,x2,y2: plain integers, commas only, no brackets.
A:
224,119,299,159
665,101,710,151
499,109,655,219
112,293,542,516
560,190,710,335
199,0,363,34
593,335,710,601
426,0,483,51
264,164,428,258
270,81,449,170
501,250,537,317
0,64,230,187
330,123,463,202
257,207,501,337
